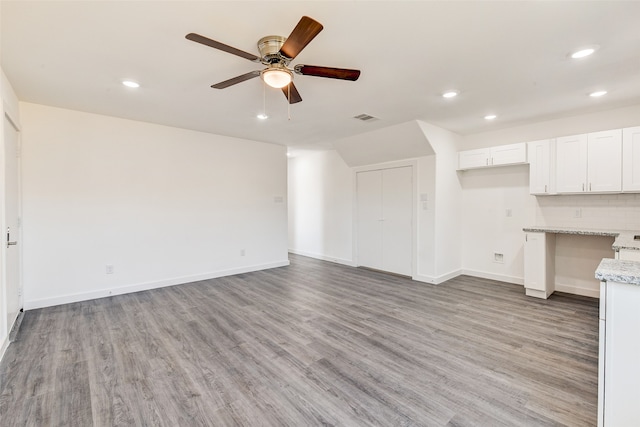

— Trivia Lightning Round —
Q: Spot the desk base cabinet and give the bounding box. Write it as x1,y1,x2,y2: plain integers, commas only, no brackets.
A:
524,232,556,298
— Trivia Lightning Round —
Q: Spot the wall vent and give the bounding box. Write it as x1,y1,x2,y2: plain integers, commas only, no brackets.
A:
353,113,378,122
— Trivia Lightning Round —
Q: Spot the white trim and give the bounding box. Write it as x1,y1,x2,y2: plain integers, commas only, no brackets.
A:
555,283,600,298
461,269,524,285
0,335,8,363
288,249,356,267
24,260,290,310
413,269,463,285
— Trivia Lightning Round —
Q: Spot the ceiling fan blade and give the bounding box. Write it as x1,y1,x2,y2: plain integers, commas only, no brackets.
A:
211,70,261,89
294,65,361,81
278,16,323,60
186,33,260,62
281,82,302,104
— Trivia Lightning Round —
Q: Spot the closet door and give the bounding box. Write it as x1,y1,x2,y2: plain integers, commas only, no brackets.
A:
356,170,383,270
381,167,412,276
356,166,412,276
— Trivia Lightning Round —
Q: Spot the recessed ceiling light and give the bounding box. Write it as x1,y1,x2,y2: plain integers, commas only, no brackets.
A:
442,91,458,98
589,90,607,97
257,113,268,120
122,80,140,88
570,45,599,59
484,114,497,120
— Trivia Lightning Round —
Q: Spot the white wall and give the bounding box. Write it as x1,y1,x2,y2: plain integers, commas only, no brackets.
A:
287,150,354,265
459,165,536,284
417,121,463,282
20,103,289,309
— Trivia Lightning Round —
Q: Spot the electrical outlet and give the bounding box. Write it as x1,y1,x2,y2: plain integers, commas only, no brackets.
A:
574,208,582,218
106,265,114,274
240,249,245,256
506,209,512,217
493,253,504,264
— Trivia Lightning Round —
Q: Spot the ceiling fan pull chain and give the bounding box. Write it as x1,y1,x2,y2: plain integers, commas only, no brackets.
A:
288,84,291,121
263,79,267,118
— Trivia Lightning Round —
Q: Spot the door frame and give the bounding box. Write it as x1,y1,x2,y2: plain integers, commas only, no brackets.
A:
353,159,418,278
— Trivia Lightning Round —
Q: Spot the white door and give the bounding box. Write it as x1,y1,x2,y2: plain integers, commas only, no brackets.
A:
356,170,383,270
4,115,21,333
356,166,412,276
381,167,412,276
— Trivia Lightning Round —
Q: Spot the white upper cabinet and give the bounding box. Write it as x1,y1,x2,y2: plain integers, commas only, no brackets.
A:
555,130,622,194
458,143,526,170
528,139,556,195
622,126,640,192
588,130,622,193
556,134,588,193
458,148,490,170
491,143,528,166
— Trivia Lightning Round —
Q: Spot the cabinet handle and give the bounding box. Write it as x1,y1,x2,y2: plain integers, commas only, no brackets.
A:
582,183,585,192
486,158,488,166
544,184,547,193
491,157,494,165
590,183,592,192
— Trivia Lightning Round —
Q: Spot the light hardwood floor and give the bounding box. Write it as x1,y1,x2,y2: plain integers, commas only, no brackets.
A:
0,254,599,426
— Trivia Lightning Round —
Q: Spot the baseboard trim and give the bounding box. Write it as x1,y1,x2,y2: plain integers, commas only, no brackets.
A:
24,260,290,310
555,283,600,298
0,335,9,364
413,269,463,285
461,269,524,286
288,249,356,267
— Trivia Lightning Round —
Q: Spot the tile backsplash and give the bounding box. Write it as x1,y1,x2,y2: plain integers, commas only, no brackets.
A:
535,193,640,230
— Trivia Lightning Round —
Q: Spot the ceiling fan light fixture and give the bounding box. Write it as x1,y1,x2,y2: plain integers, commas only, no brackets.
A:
442,91,458,98
262,67,292,89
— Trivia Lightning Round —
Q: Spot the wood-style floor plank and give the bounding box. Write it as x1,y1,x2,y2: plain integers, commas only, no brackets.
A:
0,254,599,426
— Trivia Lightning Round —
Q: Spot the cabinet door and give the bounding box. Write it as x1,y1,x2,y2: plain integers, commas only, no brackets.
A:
458,148,489,170
588,129,622,193
528,139,554,194
490,142,527,166
603,282,640,426
623,126,640,192
556,134,588,193
524,233,546,291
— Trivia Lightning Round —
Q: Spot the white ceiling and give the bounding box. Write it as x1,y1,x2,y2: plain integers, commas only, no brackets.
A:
2,1,640,148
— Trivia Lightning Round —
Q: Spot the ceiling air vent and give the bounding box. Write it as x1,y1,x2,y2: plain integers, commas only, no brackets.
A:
353,113,378,122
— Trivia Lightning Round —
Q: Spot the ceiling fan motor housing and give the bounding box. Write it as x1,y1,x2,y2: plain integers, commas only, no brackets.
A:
258,35,289,64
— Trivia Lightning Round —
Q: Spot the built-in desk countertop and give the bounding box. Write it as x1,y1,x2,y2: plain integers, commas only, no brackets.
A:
522,226,640,252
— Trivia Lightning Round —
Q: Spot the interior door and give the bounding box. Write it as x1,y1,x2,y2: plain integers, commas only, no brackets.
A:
381,167,412,276
356,170,383,270
4,115,21,333
356,166,413,276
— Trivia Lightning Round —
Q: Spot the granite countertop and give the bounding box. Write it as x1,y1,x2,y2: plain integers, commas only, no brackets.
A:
522,226,640,252
595,258,640,286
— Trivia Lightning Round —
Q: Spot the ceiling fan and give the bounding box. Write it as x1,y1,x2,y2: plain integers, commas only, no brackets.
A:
186,16,361,104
